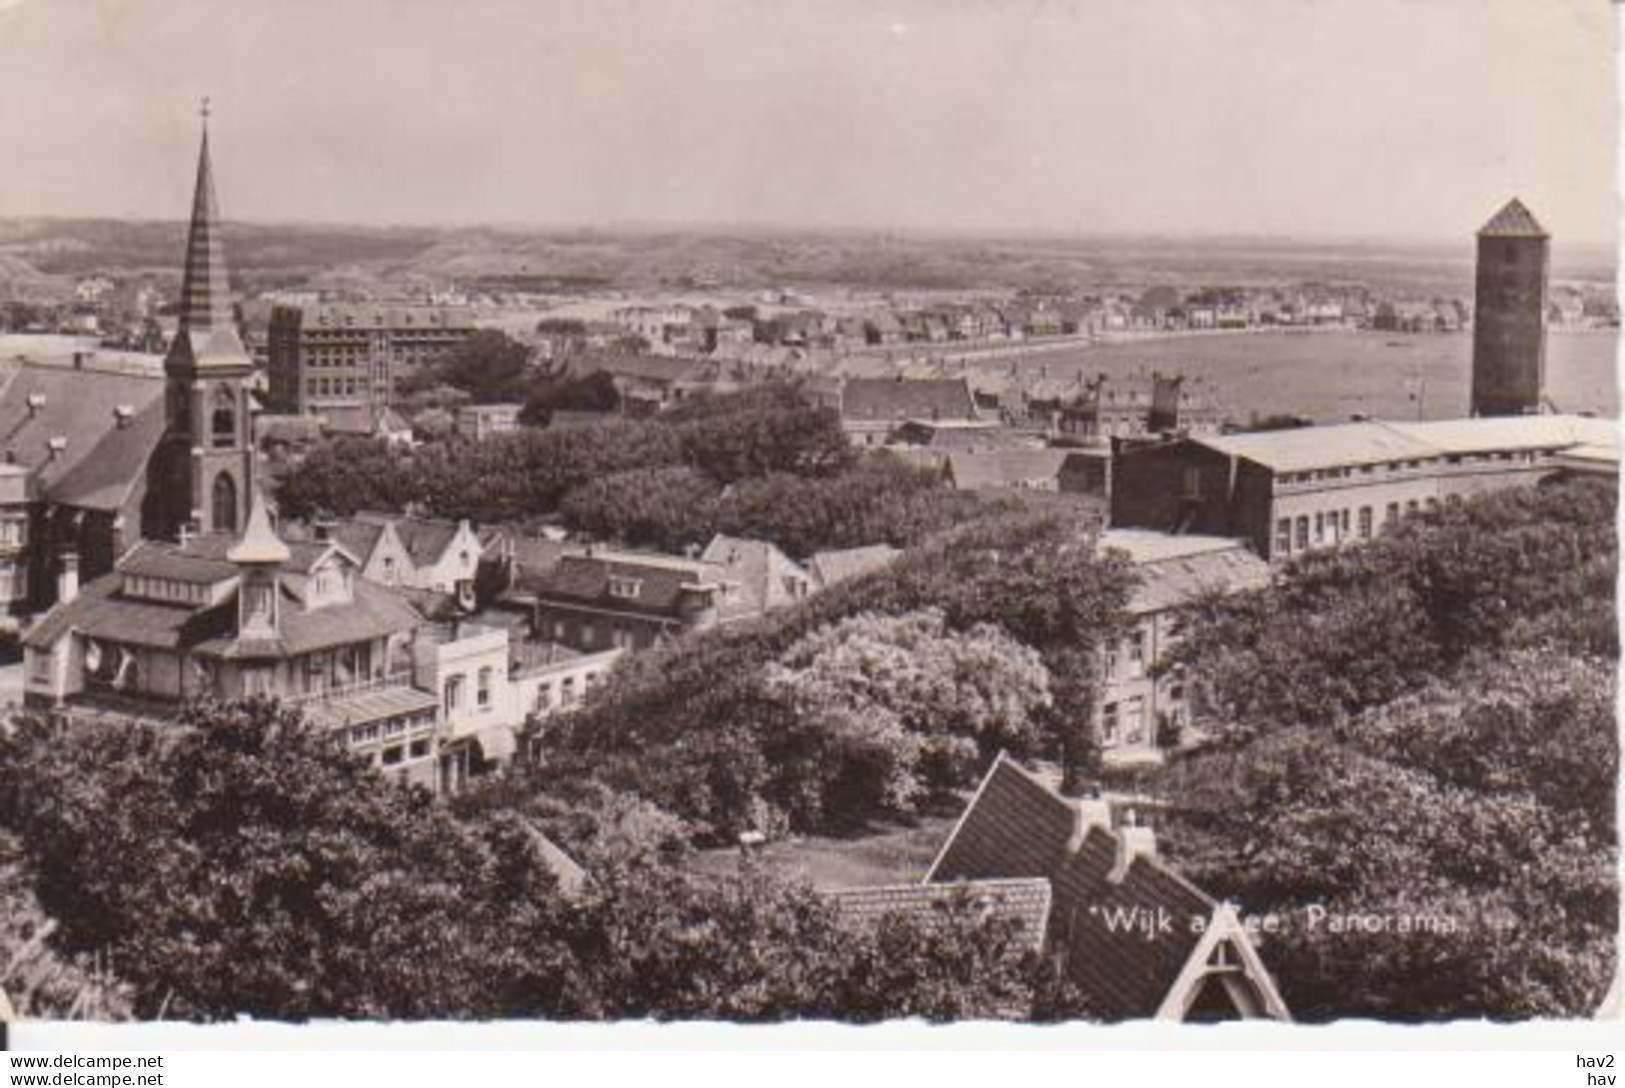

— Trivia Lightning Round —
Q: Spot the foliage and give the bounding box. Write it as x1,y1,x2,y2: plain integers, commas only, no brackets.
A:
558,466,722,552
758,609,1051,825
274,437,425,521
1156,648,1616,1021
543,508,1133,836
0,701,1063,1022
520,370,621,427
1168,478,1616,738
404,328,537,404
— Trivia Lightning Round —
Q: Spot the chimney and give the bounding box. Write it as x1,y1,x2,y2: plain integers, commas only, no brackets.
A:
313,518,335,543
72,351,86,370
57,552,79,605
1065,795,1112,854
1108,810,1157,883
113,405,134,429
44,436,67,461
25,393,45,417
178,520,197,548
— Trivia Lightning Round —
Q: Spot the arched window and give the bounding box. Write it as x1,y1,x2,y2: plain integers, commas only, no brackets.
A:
211,387,237,449
211,472,237,534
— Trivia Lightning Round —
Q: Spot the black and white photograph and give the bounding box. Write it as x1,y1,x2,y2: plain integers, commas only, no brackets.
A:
0,0,1616,1048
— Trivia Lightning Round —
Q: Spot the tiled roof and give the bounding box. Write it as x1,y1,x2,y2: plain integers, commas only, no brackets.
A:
840,378,978,422
0,359,164,503
193,579,421,659
1384,415,1618,455
806,544,902,588
826,879,1052,953
117,539,241,584
1123,544,1272,615
384,516,467,569
536,550,757,622
928,755,1221,1021
946,449,1073,490
1478,198,1548,238
22,573,233,651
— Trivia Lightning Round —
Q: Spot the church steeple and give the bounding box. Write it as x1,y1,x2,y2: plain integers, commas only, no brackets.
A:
168,99,249,371
147,100,257,543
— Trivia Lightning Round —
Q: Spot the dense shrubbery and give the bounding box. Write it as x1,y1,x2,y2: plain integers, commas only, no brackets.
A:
1165,478,1616,738
1154,479,1618,1020
0,700,1075,1022
537,508,1134,838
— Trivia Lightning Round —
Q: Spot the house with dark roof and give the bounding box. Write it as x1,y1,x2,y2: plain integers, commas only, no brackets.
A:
918,755,1290,1022
837,377,980,447
0,353,168,630
295,512,485,596
529,547,764,654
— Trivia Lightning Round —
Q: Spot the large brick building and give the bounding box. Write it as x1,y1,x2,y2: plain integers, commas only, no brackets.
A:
266,303,475,421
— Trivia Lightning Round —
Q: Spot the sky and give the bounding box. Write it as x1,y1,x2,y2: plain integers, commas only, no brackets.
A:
0,0,1617,243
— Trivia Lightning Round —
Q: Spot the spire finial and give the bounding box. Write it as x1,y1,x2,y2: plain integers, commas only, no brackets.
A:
200,95,211,126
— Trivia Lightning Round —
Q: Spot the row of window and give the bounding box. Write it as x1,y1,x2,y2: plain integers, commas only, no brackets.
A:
1274,497,1443,555
124,574,210,605
306,377,371,398
373,738,433,767
348,711,435,747
444,667,496,715
550,617,651,651
1280,450,1543,488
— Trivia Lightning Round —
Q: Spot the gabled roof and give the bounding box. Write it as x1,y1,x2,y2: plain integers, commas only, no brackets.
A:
374,515,471,569
1098,530,1272,614
928,755,1246,1021
0,358,164,503
1478,198,1548,238
840,378,979,422
699,534,810,609
826,878,1052,954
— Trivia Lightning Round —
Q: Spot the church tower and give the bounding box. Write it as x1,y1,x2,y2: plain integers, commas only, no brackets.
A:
146,104,255,540
1471,198,1549,417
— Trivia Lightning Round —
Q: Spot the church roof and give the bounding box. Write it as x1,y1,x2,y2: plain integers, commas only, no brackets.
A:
1478,198,1548,239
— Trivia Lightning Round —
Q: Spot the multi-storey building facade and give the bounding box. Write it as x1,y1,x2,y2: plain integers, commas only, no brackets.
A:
266,304,475,419
1094,530,1271,761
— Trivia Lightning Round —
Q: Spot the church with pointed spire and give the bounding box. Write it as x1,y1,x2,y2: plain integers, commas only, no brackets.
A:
144,108,257,540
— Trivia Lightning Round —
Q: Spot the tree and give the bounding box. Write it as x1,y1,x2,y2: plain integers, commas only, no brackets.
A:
559,466,722,552
272,437,419,520
1155,647,1616,1020
759,609,1052,825
520,370,622,427
0,701,571,1020
1168,477,1616,739
410,329,536,405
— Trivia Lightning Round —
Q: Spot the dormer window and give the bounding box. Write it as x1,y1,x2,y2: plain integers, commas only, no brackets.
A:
607,575,642,600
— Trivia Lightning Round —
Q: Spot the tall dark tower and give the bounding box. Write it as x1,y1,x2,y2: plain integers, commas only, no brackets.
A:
1470,198,1549,417
145,103,255,540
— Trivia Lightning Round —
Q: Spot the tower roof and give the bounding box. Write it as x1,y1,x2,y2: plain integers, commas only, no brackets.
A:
168,111,250,371
1478,198,1549,239
228,489,291,566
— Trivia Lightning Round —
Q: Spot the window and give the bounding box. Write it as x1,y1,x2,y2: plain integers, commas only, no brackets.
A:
408,739,430,759
1126,630,1147,678
1101,702,1121,746
381,745,405,766
1340,509,1351,535
1122,697,1147,746
582,622,597,648
1274,518,1291,555
1294,516,1309,550
1406,499,1419,514
444,674,464,715
534,684,553,711
211,387,236,449
1386,502,1400,524
1313,512,1324,545
211,472,238,534
1358,506,1373,539
561,677,579,706
476,666,492,709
